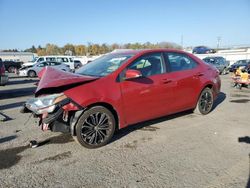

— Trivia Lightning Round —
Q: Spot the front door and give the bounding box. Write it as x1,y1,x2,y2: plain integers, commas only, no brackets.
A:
120,53,174,125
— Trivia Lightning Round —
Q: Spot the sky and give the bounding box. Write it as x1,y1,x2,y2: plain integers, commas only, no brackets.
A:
0,0,249,50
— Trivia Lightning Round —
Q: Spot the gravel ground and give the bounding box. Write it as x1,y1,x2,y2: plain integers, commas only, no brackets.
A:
0,74,249,188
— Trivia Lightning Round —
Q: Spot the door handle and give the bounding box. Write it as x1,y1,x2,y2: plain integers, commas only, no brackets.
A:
194,72,204,77
161,79,172,84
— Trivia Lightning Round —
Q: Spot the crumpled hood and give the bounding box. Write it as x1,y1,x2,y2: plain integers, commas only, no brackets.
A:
35,67,98,96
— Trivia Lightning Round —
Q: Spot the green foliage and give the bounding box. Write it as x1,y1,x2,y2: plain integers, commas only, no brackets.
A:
45,44,61,55
24,42,182,56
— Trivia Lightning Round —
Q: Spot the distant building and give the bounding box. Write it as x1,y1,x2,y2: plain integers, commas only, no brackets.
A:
0,52,37,63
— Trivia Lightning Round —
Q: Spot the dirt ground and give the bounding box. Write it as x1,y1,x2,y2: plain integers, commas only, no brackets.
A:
0,74,249,188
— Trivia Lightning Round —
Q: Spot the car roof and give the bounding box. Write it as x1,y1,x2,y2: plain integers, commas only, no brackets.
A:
39,61,60,63
110,49,187,56
194,46,208,48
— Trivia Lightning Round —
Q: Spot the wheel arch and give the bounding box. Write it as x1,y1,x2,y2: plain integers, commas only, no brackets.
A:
195,83,214,106
71,102,120,136
87,102,119,130
194,84,214,115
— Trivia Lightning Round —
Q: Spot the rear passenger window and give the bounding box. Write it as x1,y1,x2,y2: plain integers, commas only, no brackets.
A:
57,58,69,62
50,62,59,66
166,53,197,72
37,62,48,67
46,57,56,61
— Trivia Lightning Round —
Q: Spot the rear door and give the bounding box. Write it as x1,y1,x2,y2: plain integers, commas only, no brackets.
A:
164,52,203,111
120,52,174,125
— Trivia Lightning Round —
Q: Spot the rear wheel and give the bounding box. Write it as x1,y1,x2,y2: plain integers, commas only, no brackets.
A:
194,87,214,115
222,68,227,75
28,70,36,77
8,66,15,73
75,106,116,148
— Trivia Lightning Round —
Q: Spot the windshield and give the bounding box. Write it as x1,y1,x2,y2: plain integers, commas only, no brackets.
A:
76,53,134,77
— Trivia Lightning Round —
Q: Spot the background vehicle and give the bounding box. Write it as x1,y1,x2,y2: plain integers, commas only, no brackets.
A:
203,56,229,74
73,60,83,69
19,61,71,77
22,56,75,70
228,59,250,72
23,49,221,148
0,58,8,86
3,60,22,73
192,46,215,54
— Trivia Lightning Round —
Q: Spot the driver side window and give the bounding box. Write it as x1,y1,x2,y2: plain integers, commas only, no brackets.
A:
127,53,164,77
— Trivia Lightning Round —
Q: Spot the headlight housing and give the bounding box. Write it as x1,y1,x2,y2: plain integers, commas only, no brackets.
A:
25,93,67,114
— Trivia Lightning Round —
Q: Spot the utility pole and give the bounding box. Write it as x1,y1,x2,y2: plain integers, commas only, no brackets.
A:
217,36,221,50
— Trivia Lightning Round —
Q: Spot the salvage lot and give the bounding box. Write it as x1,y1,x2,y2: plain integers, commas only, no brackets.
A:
0,74,250,187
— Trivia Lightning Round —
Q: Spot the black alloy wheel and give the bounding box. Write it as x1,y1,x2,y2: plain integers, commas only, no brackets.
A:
195,87,214,115
75,106,116,148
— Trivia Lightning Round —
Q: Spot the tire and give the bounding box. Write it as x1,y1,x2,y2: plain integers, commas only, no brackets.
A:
194,87,214,115
222,68,227,75
8,66,15,73
236,84,242,90
75,106,116,149
28,70,36,77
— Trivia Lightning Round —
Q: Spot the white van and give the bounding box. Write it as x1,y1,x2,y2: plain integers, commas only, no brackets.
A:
22,56,75,70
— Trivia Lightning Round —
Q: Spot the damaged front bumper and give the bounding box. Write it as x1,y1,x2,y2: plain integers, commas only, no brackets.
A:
21,94,83,134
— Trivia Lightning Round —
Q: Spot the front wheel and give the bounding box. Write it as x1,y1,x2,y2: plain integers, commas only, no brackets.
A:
194,87,214,115
8,66,15,73
75,106,116,148
28,70,36,77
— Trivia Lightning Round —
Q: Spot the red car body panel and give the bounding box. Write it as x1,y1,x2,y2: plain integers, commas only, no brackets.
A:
36,49,221,129
120,73,175,125
36,67,98,95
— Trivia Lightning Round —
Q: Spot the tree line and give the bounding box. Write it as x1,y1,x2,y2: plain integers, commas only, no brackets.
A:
4,42,182,56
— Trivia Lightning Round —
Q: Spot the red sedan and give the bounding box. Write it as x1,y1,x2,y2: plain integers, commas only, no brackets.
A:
23,49,221,148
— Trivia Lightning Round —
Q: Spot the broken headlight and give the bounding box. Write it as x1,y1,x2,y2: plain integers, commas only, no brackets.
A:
25,93,67,114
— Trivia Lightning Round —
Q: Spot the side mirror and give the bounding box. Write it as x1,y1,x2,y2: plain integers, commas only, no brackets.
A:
125,69,142,80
